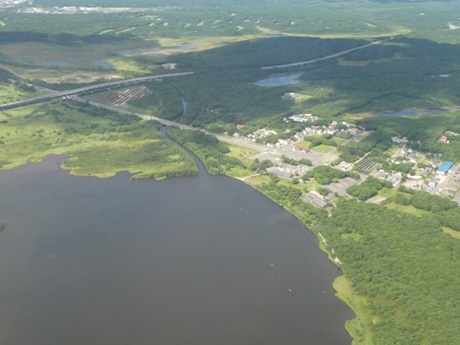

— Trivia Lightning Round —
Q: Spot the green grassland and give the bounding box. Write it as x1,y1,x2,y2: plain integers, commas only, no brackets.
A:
0,82,38,103
0,100,197,178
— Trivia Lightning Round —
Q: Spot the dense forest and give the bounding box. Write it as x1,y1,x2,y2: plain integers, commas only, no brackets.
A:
317,201,460,345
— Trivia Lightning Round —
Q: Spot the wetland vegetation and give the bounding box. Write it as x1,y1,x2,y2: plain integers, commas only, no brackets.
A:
0,100,197,178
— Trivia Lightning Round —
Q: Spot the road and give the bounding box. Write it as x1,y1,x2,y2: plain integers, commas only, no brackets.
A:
1,36,395,110
261,37,395,70
79,98,266,152
0,35,395,111
0,71,194,110
0,37,387,153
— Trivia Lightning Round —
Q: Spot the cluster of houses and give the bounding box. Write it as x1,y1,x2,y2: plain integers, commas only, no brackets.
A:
244,129,278,141
237,111,362,152
405,161,457,194
375,170,402,187
292,121,360,140
392,136,409,144
391,148,420,165
267,163,310,179
239,115,459,203
259,120,361,149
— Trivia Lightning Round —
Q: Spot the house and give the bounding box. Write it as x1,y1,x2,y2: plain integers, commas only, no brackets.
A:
277,139,290,146
439,135,449,144
302,192,329,208
424,179,439,189
288,116,309,123
337,161,352,171
293,146,310,153
267,167,294,179
421,167,433,177
162,63,177,70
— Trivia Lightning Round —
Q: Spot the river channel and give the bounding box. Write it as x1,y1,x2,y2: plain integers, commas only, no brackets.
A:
0,156,352,345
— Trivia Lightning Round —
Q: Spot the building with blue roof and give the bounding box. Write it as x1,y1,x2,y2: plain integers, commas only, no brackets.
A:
437,161,454,175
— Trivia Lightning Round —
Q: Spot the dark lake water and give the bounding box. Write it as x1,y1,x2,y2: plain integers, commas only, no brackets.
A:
0,156,352,345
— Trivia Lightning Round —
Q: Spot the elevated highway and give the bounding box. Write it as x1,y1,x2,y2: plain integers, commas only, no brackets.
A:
0,71,194,111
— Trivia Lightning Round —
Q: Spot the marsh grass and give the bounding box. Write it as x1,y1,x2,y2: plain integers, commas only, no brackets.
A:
0,100,197,178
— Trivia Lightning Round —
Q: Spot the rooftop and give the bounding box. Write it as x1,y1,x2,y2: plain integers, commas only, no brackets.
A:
437,161,454,173
302,192,329,208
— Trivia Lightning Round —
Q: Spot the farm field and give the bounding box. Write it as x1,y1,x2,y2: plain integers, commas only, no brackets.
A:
354,157,380,174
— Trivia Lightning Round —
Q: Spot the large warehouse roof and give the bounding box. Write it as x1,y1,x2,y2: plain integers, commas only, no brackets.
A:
437,161,454,174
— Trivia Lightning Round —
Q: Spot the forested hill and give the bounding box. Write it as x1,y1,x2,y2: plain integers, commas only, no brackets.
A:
318,201,460,345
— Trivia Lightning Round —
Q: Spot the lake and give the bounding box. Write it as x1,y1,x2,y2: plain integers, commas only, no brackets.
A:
0,156,352,345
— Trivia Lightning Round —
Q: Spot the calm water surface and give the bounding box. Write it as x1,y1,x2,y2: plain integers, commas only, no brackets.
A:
0,156,352,345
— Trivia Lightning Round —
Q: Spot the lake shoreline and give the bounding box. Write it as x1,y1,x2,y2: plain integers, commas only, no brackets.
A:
0,153,353,344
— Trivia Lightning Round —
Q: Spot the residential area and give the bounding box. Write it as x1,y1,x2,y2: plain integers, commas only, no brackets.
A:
231,113,460,208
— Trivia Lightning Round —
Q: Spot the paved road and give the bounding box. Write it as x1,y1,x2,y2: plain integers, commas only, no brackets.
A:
0,36,388,153
0,72,194,110
1,36,394,110
79,98,266,152
261,37,395,70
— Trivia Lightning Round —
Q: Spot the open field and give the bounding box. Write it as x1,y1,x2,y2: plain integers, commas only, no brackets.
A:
0,83,39,103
